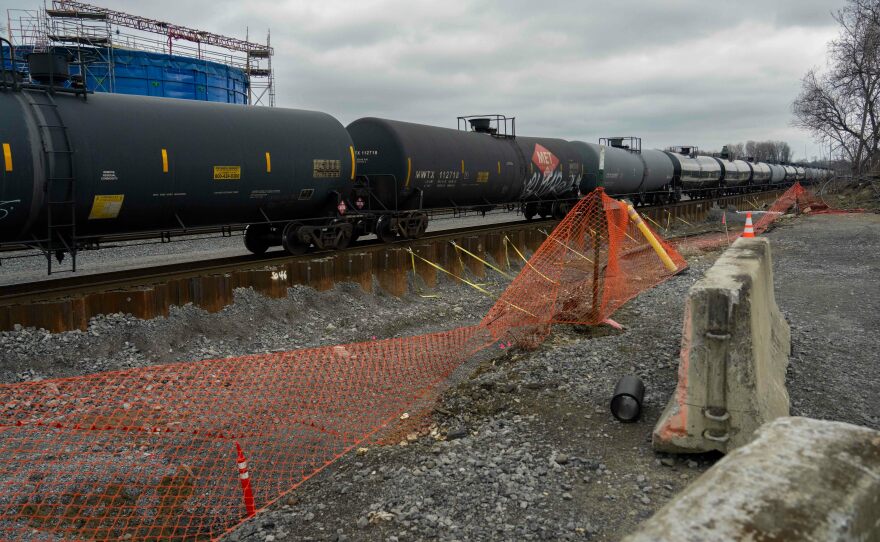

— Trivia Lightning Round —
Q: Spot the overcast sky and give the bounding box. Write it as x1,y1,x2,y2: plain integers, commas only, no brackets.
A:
3,0,846,161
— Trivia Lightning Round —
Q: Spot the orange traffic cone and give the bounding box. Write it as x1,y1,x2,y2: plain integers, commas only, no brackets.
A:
742,212,755,238
236,442,256,518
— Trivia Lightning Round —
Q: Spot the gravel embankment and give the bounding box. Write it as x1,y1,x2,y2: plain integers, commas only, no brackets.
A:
0,274,508,383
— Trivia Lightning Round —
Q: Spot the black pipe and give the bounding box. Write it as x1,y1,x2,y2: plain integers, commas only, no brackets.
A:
610,375,645,422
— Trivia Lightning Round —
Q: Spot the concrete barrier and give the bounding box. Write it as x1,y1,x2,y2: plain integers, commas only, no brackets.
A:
626,417,880,542
654,237,790,453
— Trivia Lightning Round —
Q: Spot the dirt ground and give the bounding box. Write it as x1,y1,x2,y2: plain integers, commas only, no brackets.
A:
821,178,880,211
222,211,880,542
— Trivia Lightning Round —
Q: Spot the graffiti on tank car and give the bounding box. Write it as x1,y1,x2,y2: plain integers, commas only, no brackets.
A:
521,144,581,198
522,171,581,198
0,200,20,220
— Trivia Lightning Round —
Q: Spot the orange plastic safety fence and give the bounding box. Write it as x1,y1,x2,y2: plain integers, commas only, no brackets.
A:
0,189,686,541
675,182,863,253
752,181,861,234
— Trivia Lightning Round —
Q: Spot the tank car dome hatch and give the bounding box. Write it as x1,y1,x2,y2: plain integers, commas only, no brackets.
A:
670,145,698,157
468,118,496,134
26,52,70,86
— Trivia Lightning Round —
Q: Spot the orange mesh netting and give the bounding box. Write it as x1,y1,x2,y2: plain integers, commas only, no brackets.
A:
675,182,864,253
0,188,687,541
751,181,861,232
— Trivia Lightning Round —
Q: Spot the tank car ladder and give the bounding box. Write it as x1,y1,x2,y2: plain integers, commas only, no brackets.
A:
28,92,79,274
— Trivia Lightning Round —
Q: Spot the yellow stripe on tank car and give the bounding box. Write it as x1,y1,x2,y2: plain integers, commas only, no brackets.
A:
161,148,169,173
2,143,11,172
461,160,465,173
497,161,501,174
349,146,356,180
405,157,412,188
265,152,272,173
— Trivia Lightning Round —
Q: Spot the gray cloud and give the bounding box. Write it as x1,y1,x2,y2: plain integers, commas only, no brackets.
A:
4,0,846,161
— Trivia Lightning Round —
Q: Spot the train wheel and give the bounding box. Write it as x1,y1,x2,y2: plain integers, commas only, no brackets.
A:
282,223,309,255
376,215,398,243
330,219,353,250
523,202,538,221
244,224,270,255
551,201,568,219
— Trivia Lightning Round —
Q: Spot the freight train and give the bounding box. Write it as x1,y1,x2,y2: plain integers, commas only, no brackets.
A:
0,52,833,268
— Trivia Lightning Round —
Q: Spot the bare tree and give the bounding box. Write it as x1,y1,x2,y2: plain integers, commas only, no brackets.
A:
724,142,745,159
777,141,792,162
745,140,757,159
792,0,880,174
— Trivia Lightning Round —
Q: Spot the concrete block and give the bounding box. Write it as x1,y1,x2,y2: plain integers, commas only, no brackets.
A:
626,417,880,542
654,237,790,453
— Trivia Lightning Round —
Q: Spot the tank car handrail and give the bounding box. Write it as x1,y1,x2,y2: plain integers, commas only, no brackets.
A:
0,38,20,92
457,114,516,139
599,136,642,153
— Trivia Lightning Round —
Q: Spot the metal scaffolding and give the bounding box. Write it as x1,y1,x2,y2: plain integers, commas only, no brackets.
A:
6,0,275,105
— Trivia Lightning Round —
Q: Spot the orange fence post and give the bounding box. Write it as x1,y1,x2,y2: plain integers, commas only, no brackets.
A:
236,442,256,518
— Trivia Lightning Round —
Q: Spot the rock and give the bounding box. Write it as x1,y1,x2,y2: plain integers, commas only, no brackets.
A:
554,454,569,465
446,426,468,440
660,458,675,467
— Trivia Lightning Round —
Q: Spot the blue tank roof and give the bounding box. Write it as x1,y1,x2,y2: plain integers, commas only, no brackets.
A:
2,45,249,104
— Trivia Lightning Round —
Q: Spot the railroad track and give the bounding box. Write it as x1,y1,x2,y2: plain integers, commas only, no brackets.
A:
0,217,556,304
0,189,783,333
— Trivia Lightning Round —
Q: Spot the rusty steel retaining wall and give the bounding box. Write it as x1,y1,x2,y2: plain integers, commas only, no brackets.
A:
0,191,782,334
0,228,547,333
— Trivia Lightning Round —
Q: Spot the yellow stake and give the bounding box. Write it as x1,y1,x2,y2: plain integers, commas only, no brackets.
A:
503,236,559,285
643,213,666,232
675,215,693,227
452,241,513,279
627,205,678,272
407,249,535,317
410,251,439,298
539,229,593,263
